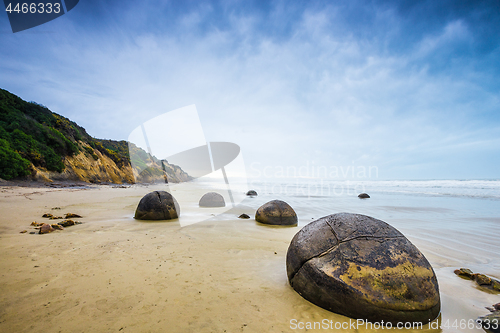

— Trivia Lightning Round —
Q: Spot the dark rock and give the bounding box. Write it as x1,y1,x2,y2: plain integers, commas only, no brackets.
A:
474,274,493,286
31,221,43,227
39,223,54,234
49,216,63,220
51,224,64,230
358,193,370,199
42,213,53,218
246,190,257,196
486,304,500,313
58,220,75,227
20,230,27,233
65,213,82,218
454,268,474,279
135,191,180,220
238,214,250,219
255,200,297,226
286,212,440,324
29,232,36,235
199,192,225,207
455,269,500,292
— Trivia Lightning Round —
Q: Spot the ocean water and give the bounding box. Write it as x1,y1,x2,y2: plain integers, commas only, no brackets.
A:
241,179,500,271
236,179,500,331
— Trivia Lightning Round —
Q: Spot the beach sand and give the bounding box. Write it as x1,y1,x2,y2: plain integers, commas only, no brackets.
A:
0,182,499,332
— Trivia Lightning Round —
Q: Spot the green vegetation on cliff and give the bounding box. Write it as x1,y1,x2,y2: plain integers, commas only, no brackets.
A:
0,89,131,180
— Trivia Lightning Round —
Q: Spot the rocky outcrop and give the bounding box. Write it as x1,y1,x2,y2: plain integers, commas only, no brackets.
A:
255,200,298,226
478,303,500,333
31,141,190,184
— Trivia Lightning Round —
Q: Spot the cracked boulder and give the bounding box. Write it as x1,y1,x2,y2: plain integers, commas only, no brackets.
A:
134,191,180,220
199,192,225,207
286,213,440,324
255,200,297,226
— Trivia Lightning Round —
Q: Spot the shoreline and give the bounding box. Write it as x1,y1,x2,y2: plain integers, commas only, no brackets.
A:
0,183,499,332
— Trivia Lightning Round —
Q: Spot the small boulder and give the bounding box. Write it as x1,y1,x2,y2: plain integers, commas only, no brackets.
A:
238,214,250,219
65,213,82,218
49,216,63,220
255,200,297,226
58,220,75,227
286,213,440,324
20,230,27,234
39,223,54,234
51,224,64,230
246,190,257,196
358,193,370,199
199,192,225,207
455,269,500,292
135,191,180,220
42,213,53,218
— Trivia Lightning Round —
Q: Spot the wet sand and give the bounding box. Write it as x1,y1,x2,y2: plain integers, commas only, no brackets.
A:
0,183,499,332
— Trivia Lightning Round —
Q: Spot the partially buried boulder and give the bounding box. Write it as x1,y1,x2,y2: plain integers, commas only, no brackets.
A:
199,192,225,207
358,193,370,199
58,220,75,227
246,190,257,196
286,213,440,324
255,200,297,226
454,268,474,279
478,304,500,333
135,191,180,220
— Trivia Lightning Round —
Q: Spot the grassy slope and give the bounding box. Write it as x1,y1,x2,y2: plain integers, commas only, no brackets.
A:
0,88,147,180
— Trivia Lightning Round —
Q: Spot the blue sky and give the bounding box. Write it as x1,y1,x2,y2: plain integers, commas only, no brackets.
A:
1,0,499,180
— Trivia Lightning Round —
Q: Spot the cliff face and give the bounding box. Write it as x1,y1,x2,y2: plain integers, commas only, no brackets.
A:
0,88,191,184
31,141,191,184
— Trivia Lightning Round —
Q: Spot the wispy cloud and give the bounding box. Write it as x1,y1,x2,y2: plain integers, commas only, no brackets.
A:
1,0,499,179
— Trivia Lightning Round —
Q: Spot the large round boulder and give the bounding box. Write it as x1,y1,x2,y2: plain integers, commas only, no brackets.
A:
286,213,440,324
199,192,225,207
135,191,180,220
255,200,297,226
